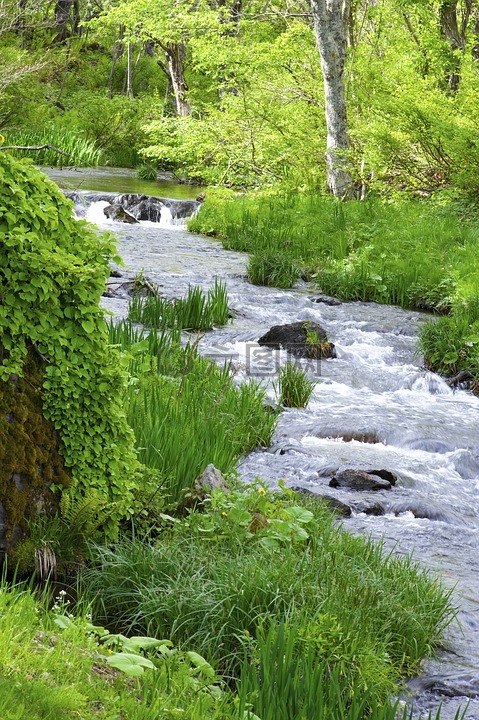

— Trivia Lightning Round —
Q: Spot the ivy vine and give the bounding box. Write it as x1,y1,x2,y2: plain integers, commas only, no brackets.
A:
0,153,138,533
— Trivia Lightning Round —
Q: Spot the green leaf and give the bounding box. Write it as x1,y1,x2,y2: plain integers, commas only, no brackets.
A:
81,319,95,334
53,614,72,630
122,636,173,652
443,351,459,364
228,507,252,526
259,536,280,551
106,652,156,676
284,506,314,524
186,651,215,679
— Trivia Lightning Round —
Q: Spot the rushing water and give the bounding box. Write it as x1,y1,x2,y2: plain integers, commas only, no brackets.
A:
57,177,479,719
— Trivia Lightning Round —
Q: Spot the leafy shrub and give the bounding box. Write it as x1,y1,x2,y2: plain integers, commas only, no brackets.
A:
0,154,137,534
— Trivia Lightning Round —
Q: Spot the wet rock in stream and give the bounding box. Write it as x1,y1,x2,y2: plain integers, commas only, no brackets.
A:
292,487,352,518
258,321,336,359
103,204,139,224
353,500,387,516
104,271,157,299
308,295,342,306
329,467,397,491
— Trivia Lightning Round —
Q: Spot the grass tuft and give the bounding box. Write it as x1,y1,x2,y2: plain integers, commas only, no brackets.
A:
277,362,315,407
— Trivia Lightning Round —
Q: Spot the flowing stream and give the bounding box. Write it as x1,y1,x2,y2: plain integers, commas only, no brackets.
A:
51,170,479,719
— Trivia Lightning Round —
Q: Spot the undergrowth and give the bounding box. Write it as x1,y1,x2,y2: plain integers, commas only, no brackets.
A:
82,485,455,714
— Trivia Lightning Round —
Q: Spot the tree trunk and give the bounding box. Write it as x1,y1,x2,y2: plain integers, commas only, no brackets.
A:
439,0,473,91
310,0,354,198
126,42,133,98
165,42,191,117
54,0,73,43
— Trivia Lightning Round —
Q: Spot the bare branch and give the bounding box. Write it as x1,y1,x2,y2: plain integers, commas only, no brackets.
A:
0,144,71,156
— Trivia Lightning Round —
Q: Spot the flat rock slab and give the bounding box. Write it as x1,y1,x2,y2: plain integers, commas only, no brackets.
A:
258,321,336,359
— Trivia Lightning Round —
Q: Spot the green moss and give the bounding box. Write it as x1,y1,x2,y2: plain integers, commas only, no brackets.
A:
0,347,70,544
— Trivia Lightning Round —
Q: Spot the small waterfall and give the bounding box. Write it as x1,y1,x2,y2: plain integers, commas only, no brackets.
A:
65,190,200,228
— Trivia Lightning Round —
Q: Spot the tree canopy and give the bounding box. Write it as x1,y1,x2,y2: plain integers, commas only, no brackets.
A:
1,0,479,193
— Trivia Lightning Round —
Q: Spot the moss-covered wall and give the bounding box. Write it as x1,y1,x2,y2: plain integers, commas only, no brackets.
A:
0,346,71,556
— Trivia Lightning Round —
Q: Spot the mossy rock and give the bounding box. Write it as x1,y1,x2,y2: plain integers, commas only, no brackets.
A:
0,346,71,557
258,321,336,360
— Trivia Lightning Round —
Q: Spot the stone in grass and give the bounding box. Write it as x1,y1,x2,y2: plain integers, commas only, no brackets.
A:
329,468,397,491
258,321,336,359
194,464,230,498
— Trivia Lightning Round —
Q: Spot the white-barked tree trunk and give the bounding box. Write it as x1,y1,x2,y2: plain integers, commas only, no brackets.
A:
310,0,354,198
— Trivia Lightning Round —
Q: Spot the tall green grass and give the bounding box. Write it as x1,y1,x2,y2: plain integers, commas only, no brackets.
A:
109,292,276,506
82,493,453,696
238,623,467,720
127,365,276,503
128,278,229,331
190,190,478,308
3,128,103,166
277,362,315,407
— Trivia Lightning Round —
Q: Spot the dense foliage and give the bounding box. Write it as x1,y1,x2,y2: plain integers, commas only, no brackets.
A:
0,154,138,532
2,0,479,193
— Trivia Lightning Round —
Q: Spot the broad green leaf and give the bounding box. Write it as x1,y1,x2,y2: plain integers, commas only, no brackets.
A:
122,636,173,652
186,651,215,679
53,614,72,630
106,652,156,676
284,506,314,524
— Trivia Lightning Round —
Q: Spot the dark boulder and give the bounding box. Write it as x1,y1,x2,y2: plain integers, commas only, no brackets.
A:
292,487,352,517
353,500,386,516
309,295,342,306
258,321,336,359
329,468,395,491
103,204,139,224
114,194,163,222
115,194,199,222
391,502,451,522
